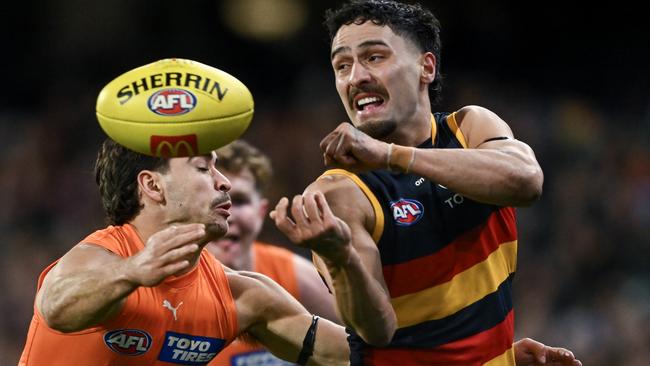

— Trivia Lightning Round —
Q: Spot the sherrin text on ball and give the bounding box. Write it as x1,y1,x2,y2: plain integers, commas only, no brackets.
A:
96,58,254,157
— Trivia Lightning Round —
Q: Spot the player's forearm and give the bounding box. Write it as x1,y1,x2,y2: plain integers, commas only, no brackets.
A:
399,145,543,206
308,316,350,366
327,252,396,346
39,265,136,332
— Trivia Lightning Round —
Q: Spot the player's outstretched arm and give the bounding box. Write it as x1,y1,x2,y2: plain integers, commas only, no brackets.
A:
271,177,396,346
38,224,206,332
319,106,543,207
514,338,582,366
227,270,349,366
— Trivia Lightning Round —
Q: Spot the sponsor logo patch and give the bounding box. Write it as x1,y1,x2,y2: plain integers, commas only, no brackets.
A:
231,350,294,366
148,88,197,115
390,198,424,226
104,329,152,356
150,134,198,157
158,331,225,365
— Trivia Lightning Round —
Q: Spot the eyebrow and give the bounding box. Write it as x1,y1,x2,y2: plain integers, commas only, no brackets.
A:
331,39,390,60
188,155,213,164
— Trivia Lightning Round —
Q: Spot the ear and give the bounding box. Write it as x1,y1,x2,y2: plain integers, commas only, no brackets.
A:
258,198,269,219
421,52,436,85
137,170,165,204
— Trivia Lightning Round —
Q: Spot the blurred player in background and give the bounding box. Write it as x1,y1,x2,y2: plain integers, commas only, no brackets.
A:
18,139,348,366
208,140,339,366
272,1,579,365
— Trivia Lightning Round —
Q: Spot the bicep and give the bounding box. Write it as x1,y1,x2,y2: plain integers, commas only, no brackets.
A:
37,244,123,313
233,271,348,365
456,105,514,148
456,105,539,162
230,271,311,360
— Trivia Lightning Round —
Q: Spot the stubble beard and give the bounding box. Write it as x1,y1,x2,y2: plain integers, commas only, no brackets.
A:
356,118,398,140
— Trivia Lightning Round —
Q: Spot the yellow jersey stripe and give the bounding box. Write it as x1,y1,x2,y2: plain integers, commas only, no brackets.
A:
391,240,517,328
446,112,468,148
430,113,437,143
484,346,516,366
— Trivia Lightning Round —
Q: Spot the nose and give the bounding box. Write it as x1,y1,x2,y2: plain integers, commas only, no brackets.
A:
349,61,372,87
212,168,231,192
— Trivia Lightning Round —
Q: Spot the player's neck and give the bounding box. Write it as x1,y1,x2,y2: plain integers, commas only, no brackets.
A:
386,109,432,147
129,216,158,245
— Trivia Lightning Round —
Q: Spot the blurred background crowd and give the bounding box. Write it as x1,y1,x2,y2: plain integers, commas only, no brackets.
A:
1,1,648,365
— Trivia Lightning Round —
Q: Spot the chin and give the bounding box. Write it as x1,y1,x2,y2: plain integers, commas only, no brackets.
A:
205,220,228,240
356,118,397,139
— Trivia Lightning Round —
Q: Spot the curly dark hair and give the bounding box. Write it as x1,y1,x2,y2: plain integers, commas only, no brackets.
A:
94,139,169,225
324,0,443,105
216,140,272,193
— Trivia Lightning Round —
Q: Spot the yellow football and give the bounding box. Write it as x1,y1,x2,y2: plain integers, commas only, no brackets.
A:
96,58,254,157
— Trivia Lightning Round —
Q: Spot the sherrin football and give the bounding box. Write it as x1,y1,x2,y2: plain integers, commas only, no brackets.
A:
96,58,254,157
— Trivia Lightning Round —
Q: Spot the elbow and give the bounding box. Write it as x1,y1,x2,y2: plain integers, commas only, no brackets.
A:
360,329,394,347
41,308,77,333
358,314,397,347
40,302,86,333
511,166,543,206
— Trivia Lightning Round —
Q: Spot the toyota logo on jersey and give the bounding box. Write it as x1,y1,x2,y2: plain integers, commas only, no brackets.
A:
148,88,197,115
391,198,424,226
104,329,152,356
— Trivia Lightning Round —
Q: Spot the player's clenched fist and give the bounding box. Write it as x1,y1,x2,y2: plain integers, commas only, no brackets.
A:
124,223,206,287
270,191,353,267
320,123,388,172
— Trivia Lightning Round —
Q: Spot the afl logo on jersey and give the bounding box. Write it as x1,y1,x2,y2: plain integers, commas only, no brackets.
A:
391,198,424,226
148,88,197,115
104,329,152,356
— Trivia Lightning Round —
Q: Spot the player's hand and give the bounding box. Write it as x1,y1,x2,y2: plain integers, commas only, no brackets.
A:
123,223,207,287
320,122,388,172
514,338,582,366
270,191,353,266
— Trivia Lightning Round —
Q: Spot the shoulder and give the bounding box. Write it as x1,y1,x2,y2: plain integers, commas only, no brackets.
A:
226,270,302,328
308,171,376,230
311,169,365,195
453,105,514,148
226,269,286,302
81,224,140,256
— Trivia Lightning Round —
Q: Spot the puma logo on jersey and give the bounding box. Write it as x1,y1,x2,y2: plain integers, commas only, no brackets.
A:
163,299,183,321
391,198,424,226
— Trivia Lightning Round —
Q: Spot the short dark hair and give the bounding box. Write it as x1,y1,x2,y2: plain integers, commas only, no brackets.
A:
94,139,169,225
216,140,272,193
324,0,443,105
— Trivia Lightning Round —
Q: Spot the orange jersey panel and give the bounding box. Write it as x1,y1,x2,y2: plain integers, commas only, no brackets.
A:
19,224,239,366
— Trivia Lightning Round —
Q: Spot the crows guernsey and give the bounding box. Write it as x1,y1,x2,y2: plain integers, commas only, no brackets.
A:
117,72,229,105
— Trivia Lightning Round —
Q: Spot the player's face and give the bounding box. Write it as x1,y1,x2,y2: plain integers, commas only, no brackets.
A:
331,21,425,138
161,152,232,237
206,168,267,268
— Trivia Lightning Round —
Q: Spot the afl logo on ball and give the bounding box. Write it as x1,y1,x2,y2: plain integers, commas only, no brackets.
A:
148,89,197,115
391,198,424,226
104,329,152,356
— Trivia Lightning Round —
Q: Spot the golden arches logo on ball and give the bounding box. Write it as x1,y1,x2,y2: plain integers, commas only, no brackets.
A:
96,58,254,157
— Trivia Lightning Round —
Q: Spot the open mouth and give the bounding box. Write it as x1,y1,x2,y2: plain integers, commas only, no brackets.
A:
354,95,385,111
